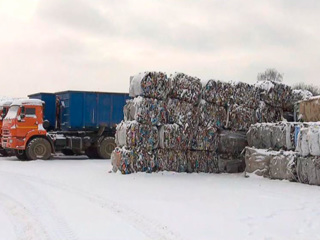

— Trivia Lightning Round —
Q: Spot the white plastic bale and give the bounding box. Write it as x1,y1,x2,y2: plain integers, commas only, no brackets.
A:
269,152,297,181
307,126,320,156
218,130,247,155
169,73,202,104
129,72,170,99
296,128,310,157
297,156,320,185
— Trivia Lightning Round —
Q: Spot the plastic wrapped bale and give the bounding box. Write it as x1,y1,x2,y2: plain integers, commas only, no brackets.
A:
296,127,310,157
246,124,261,148
111,147,135,174
123,97,167,126
233,82,259,109
255,80,292,110
219,154,245,173
244,147,280,177
198,100,227,128
269,152,297,181
296,156,320,185
202,79,234,106
167,98,199,126
307,126,320,156
169,73,202,104
115,121,139,148
187,151,208,173
270,124,286,150
129,72,170,99
227,104,257,131
218,130,247,156
190,126,218,151
256,101,282,123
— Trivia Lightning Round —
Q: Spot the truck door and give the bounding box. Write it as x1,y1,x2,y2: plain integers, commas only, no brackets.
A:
17,106,39,133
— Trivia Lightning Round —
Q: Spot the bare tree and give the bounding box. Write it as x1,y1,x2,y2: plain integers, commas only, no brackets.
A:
257,68,283,82
293,83,320,96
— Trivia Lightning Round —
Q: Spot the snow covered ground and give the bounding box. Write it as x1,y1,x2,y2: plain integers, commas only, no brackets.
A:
1,156,320,240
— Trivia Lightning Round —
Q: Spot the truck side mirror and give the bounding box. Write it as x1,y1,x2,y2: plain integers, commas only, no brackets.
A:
20,106,25,119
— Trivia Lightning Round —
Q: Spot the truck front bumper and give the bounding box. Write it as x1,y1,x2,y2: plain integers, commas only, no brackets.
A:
2,136,26,150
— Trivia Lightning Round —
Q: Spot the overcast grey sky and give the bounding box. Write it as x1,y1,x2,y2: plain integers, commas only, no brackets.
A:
0,0,319,97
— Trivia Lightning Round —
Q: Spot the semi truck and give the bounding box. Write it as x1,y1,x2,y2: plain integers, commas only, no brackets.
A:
0,99,13,156
1,91,129,160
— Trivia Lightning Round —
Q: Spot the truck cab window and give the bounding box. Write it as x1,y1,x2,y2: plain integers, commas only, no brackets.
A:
5,106,19,119
26,108,36,116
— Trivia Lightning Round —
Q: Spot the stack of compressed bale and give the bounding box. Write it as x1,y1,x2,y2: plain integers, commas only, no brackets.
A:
296,125,320,185
245,122,320,185
113,72,221,174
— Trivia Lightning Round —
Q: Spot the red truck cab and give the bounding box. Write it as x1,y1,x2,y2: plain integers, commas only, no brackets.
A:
1,99,52,160
0,100,13,156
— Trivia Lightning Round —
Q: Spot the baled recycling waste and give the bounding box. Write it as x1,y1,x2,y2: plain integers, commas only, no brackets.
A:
112,71,314,177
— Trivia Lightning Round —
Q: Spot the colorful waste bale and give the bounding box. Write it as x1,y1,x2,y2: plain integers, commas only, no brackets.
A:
233,82,259,109
111,147,135,174
167,98,199,126
123,97,167,126
255,80,292,110
228,104,257,131
255,101,282,123
115,121,159,151
190,126,218,151
169,73,202,104
129,71,170,99
296,156,320,186
156,149,187,172
186,151,219,173
198,100,227,128
158,124,190,150
202,80,234,106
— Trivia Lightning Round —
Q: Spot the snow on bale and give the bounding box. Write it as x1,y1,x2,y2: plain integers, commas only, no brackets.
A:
233,82,260,109
296,156,320,186
198,100,227,128
255,80,292,110
167,98,199,126
269,151,297,181
129,72,170,99
227,104,257,131
202,79,234,106
245,147,276,177
169,73,202,104
123,97,167,126
291,89,313,104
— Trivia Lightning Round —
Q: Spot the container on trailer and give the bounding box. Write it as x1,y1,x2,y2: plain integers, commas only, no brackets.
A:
28,93,56,131
55,91,130,131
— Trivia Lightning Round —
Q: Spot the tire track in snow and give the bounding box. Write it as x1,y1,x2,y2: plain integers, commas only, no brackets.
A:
0,173,78,240
0,193,50,240
0,170,181,240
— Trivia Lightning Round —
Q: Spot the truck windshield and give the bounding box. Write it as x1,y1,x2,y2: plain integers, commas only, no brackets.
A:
5,106,19,119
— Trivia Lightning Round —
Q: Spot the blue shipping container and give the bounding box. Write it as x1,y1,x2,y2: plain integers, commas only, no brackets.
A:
56,91,129,131
28,92,57,131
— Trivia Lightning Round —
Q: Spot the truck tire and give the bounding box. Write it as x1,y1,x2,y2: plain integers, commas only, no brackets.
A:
97,137,116,159
0,148,9,157
14,150,28,161
26,138,52,160
85,147,100,159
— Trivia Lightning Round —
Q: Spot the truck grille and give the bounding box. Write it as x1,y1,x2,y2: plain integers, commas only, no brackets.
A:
2,129,10,136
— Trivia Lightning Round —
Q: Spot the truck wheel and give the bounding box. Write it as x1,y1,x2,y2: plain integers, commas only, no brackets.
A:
85,147,100,159
97,137,116,159
14,150,28,161
0,148,9,157
26,138,52,160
